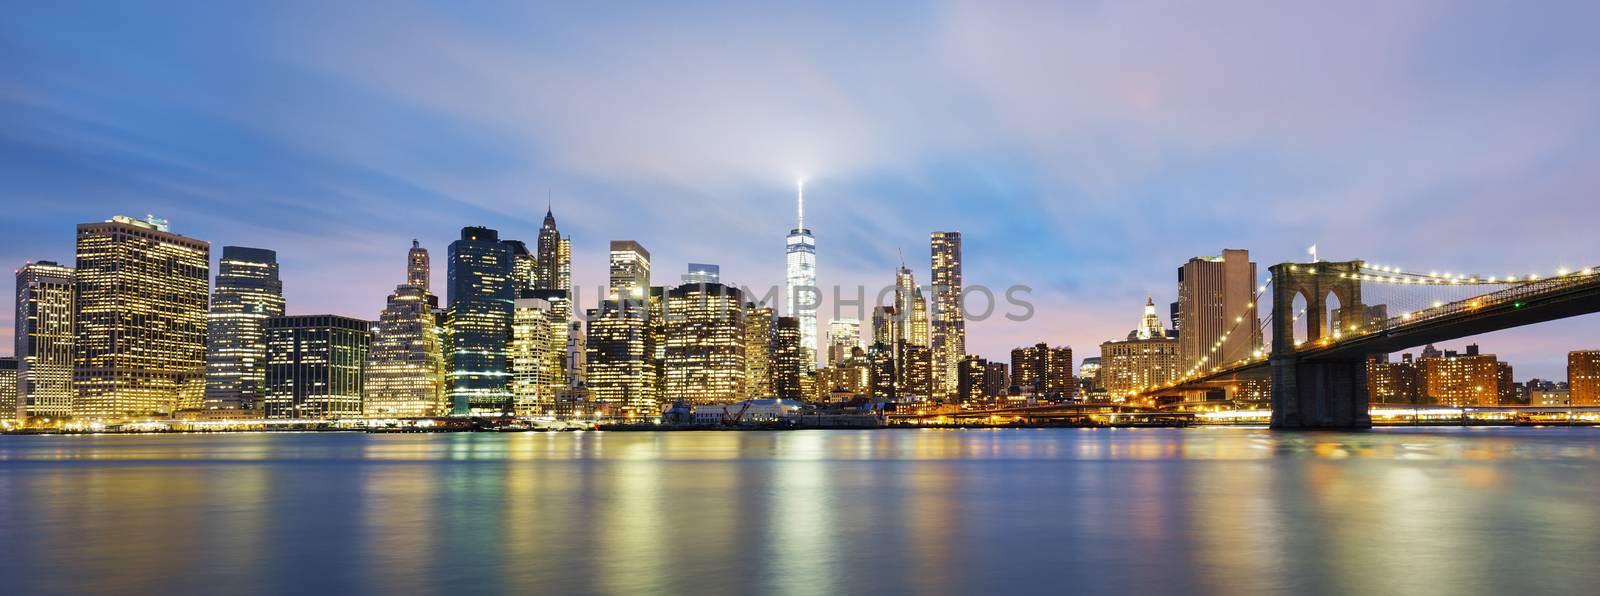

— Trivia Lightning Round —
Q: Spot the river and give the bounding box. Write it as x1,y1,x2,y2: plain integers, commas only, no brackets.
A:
2,428,1598,595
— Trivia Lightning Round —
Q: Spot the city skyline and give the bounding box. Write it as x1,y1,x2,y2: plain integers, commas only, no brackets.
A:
7,2,1600,380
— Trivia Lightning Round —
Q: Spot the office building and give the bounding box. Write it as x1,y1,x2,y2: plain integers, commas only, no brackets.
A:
586,300,654,418
506,240,536,293
684,263,720,284
203,246,285,413
827,317,862,366
744,304,776,398
74,215,210,420
1099,298,1180,398
510,296,563,416
785,181,818,371
263,315,369,419
447,226,515,415
364,282,446,418
15,261,75,419
0,358,16,421
1177,249,1259,374
772,316,809,401
608,240,651,301
664,283,746,404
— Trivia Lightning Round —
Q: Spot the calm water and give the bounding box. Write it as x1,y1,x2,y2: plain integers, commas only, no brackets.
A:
3,428,1599,595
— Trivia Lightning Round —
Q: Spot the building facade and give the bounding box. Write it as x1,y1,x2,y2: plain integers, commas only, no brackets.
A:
664,283,746,404
1571,351,1600,406
1177,249,1259,374
447,227,515,415
203,246,285,413
263,315,370,419
930,231,965,402
364,283,446,418
15,261,75,419
74,215,210,420
586,300,654,418
510,296,563,416
772,316,809,401
744,305,776,398
1419,346,1513,406
785,182,818,371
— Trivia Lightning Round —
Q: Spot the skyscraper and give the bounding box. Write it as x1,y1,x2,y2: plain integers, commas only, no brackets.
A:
930,231,965,402
785,181,818,370
608,240,651,301
1177,249,1260,374
0,358,16,421
509,295,562,416
505,239,536,293
447,226,514,415
772,316,810,401
203,246,285,413
15,261,74,419
1099,299,1180,398
744,304,776,398
365,242,446,418
827,318,862,366
532,210,573,385
586,299,653,418
664,283,746,404
263,315,369,419
74,215,210,420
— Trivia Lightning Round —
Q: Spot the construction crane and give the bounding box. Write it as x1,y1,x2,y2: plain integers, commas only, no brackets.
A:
721,402,752,426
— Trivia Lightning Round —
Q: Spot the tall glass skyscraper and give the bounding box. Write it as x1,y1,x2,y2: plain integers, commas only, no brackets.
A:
930,231,965,402
785,181,817,370
203,246,285,413
15,261,75,419
447,226,514,415
74,215,210,420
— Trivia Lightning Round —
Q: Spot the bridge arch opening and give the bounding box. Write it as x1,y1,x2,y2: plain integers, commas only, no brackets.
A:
1324,291,1343,341
1291,292,1310,347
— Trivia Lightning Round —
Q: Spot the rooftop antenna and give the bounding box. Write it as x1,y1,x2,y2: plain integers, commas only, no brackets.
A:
796,178,805,231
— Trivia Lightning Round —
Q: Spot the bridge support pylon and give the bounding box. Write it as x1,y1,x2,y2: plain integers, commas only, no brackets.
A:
1269,261,1372,429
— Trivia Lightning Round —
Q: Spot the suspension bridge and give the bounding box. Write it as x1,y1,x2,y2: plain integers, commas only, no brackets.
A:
1137,258,1600,429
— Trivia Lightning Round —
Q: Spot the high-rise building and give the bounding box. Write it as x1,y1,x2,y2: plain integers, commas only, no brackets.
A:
15,261,74,419
203,246,285,413
74,215,210,420
1099,298,1180,398
533,210,573,381
957,355,987,404
772,316,809,401
0,358,16,421
684,263,720,284
364,282,446,418
871,305,899,347
930,231,965,402
827,318,862,366
817,357,870,402
1009,342,1074,401
1078,358,1102,393
785,181,818,371
1572,351,1600,406
1420,347,1513,406
505,240,536,293
510,296,563,416
586,300,654,418
1177,249,1260,374
1137,296,1164,340
608,240,651,301
447,226,515,415
1367,353,1421,404
984,361,1010,400
565,320,586,389
899,344,933,400
664,283,746,405
744,304,776,398
263,315,369,419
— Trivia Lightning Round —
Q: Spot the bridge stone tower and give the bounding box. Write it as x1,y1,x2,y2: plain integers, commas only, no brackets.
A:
1269,260,1372,429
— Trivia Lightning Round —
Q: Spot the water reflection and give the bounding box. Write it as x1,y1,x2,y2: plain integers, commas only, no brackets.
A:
3,428,1599,595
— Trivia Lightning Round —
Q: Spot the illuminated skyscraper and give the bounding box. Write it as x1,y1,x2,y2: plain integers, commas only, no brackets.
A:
263,315,369,419
772,316,809,400
586,299,653,418
534,209,573,381
827,317,862,366
364,282,446,418
744,304,776,398
74,215,210,420
608,240,651,300
1099,299,1180,398
203,246,285,413
785,181,818,370
506,240,536,293
1137,296,1165,340
365,242,445,418
1178,249,1260,373
0,358,15,421
509,296,562,416
15,261,74,419
447,226,515,415
930,231,965,402
664,283,746,404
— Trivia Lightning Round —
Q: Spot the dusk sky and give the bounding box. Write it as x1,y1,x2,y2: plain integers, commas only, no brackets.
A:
5,1,1600,379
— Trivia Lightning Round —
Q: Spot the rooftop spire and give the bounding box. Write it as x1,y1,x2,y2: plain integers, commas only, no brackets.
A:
796,178,805,231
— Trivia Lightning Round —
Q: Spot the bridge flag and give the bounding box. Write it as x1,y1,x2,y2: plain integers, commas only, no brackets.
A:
1308,244,1318,263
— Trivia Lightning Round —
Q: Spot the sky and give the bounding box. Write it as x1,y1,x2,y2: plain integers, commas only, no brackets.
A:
4,0,1600,380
